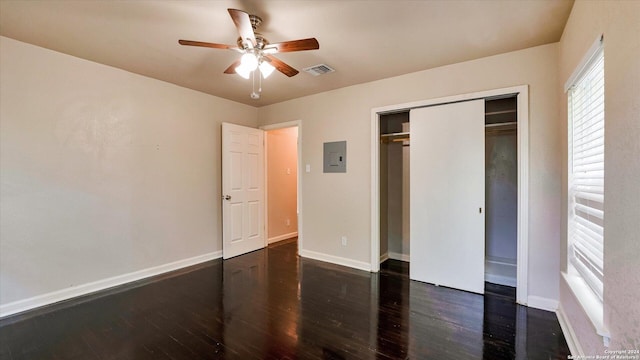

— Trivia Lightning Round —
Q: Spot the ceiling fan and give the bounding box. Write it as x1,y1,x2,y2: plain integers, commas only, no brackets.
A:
179,8,319,82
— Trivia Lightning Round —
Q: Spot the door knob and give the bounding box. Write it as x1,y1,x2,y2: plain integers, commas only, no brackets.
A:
223,195,231,201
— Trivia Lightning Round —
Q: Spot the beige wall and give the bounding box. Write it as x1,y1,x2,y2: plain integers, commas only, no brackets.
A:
558,0,640,352
259,43,562,303
2,3,636,348
266,127,298,242
0,37,258,308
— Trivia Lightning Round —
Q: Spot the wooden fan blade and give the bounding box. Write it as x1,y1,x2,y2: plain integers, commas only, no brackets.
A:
265,55,299,77
224,60,241,74
228,8,256,48
178,39,236,50
264,38,319,53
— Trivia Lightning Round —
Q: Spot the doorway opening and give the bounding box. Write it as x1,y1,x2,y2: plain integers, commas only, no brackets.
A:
261,121,302,252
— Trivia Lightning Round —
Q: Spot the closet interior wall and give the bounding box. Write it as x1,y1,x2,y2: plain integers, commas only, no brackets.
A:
379,112,410,262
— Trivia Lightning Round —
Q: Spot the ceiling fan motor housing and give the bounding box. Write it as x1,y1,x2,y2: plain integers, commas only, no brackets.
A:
237,33,269,50
249,14,262,30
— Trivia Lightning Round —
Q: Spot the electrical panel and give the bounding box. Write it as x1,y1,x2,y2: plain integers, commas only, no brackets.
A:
323,141,346,173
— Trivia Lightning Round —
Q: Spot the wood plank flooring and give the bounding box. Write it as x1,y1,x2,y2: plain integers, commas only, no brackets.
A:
0,239,569,359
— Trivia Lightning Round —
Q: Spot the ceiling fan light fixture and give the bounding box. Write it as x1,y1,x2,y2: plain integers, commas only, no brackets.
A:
235,64,252,79
240,52,259,71
259,61,275,78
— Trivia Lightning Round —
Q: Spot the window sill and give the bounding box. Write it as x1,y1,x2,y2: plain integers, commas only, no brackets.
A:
562,271,610,344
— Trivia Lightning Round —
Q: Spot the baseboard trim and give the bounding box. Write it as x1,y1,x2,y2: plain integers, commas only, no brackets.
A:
556,303,583,356
299,249,371,272
388,252,410,262
379,252,389,263
0,250,222,319
527,295,559,312
485,273,517,287
484,274,518,287
486,255,517,266
268,232,298,244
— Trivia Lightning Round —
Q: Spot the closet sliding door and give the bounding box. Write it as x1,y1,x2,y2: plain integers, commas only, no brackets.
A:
409,100,485,294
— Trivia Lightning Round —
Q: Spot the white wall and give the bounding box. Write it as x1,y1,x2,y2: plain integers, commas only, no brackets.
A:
0,37,258,312
259,43,562,303
558,1,640,353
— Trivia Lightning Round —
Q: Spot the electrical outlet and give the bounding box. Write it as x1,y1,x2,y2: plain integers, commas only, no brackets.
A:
286,218,290,226
341,236,347,246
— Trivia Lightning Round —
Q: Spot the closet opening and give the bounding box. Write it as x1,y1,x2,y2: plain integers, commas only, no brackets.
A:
377,97,519,286
371,85,528,305
485,96,518,288
379,112,410,266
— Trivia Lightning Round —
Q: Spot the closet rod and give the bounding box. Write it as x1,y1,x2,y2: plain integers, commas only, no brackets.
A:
380,131,410,138
485,121,517,128
380,131,410,144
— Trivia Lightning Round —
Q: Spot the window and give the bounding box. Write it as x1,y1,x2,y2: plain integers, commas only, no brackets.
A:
567,38,604,302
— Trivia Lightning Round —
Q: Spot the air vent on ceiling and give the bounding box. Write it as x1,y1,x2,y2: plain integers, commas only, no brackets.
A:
303,64,335,76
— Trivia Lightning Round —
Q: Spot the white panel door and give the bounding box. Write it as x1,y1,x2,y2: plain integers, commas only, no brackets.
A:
222,122,265,259
409,100,485,294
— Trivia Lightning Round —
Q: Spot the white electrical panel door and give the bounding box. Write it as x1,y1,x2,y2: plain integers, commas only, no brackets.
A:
222,122,265,259
409,100,485,294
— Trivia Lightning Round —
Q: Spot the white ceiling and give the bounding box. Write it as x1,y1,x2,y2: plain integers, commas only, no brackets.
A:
0,0,574,107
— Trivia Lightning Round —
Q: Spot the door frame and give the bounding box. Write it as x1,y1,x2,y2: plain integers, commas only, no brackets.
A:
370,85,529,305
260,120,303,253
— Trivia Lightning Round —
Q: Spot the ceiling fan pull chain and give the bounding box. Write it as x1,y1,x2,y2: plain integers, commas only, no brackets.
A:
250,68,260,100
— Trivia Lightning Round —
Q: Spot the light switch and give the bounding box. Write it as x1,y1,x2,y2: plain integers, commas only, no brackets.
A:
305,164,311,173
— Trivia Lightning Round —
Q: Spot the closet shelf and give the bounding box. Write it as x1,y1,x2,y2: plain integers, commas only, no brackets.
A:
486,122,517,136
380,131,410,143
485,109,517,116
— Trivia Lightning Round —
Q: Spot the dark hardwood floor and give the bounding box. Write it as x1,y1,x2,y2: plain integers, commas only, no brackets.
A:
0,239,569,359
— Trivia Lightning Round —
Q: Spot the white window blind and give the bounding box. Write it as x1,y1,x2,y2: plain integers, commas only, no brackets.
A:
568,41,604,302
